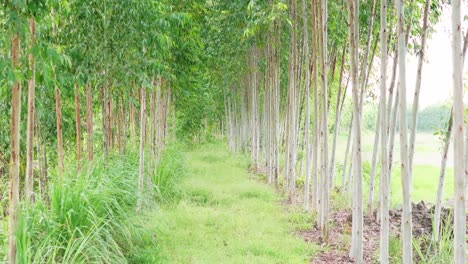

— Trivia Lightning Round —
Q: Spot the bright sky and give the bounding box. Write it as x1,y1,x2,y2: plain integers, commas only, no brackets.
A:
405,4,467,109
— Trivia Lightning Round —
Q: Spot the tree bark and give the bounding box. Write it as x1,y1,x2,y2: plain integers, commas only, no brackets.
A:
74,83,82,171
311,0,320,215
342,119,353,190
101,86,108,158
86,83,93,161
451,0,465,262
397,0,412,261
348,0,363,261
319,0,330,241
379,0,390,261
434,111,453,242
137,86,147,212
55,87,64,180
329,44,347,188
368,108,380,216
303,0,311,211
408,0,430,175
26,18,36,203
8,32,21,264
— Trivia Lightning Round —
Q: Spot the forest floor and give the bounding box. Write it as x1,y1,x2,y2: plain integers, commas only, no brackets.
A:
141,143,318,263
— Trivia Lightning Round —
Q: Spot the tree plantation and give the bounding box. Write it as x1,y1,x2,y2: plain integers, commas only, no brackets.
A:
0,0,467,263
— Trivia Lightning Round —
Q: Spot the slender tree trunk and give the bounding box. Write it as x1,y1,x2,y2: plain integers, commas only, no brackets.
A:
8,32,21,264
462,30,468,209
434,111,453,242
451,0,465,262
130,91,136,145
74,83,82,171
86,83,93,161
107,85,113,151
319,0,330,240
36,116,49,204
342,120,353,189
408,0,430,175
26,18,36,203
397,0,412,261
379,0,390,261
329,44,347,188
115,98,121,154
149,85,156,187
55,87,64,180
286,0,298,198
137,86,147,212
101,86,108,158
368,109,380,216
311,0,319,214
348,0,363,261
388,88,399,182
303,0,311,210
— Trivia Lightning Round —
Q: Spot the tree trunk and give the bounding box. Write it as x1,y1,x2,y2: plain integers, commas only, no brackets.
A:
55,87,64,180
397,0,412,261
137,86,147,212
451,0,465,262
101,86,108,158
379,0,390,261
303,0,311,211
74,83,82,171
348,0,363,261
107,85,113,151
342,120,353,190
149,84,156,187
311,0,319,214
408,0,430,175
86,83,93,161
329,44,347,188
434,111,453,242
36,115,49,204
368,109,380,216
319,0,330,240
26,18,36,203
8,32,21,264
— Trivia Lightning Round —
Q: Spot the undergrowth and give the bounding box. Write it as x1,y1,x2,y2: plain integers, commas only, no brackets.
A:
1,143,186,263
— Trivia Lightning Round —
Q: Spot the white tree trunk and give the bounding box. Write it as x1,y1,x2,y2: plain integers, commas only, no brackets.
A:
319,0,330,240
348,0,363,261
408,0,430,175
379,0,389,261
342,119,353,190
434,111,452,241
397,0,412,261
451,0,465,262
137,86,147,213
330,45,347,188
26,18,36,203
367,109,380,216
303,0,312,211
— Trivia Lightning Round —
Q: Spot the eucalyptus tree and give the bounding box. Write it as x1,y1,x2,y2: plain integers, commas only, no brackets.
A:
451,0,465,262
347,0,363,261
396,0,412,261
379,0,389,261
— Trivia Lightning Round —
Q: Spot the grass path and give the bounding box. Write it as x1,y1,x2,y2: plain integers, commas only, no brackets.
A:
144,143,316,263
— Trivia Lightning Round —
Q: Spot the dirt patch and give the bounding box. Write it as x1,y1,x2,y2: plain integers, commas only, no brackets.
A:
296,201,460,263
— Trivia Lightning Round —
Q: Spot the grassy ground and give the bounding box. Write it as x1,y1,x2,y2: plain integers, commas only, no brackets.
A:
140,143,316,263
332,132,454,207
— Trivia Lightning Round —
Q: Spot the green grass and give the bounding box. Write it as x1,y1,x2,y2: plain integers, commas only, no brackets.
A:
390,165,454,206
142,142,316,263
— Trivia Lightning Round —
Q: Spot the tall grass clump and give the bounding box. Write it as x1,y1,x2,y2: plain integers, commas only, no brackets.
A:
413,215,455,264
152,143,186,203
14,150,151,263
